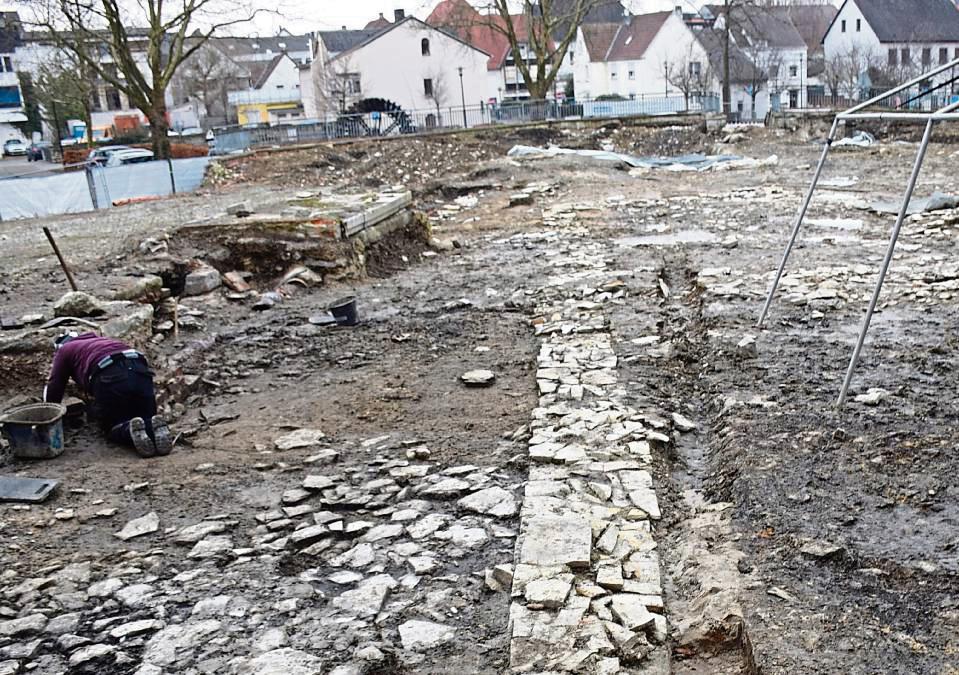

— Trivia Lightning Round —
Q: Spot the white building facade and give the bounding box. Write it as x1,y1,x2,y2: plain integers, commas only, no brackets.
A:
311,17,489,124
573,10,709,101
823,0,959,102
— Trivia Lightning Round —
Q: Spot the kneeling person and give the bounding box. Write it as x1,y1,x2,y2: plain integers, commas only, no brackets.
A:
44,332,172,457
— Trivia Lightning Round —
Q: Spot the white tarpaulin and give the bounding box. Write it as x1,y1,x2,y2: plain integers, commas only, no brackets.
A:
0,157,211,220
507,145,777,172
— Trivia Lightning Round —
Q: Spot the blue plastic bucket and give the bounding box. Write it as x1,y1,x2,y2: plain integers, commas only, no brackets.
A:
0,403,67,460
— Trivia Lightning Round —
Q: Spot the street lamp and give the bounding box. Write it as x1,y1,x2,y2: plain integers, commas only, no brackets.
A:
458,67,467,128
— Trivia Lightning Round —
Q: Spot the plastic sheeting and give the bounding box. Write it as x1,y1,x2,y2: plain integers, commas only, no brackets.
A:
0,170,95,220
0,157,210,221
506,145,757,171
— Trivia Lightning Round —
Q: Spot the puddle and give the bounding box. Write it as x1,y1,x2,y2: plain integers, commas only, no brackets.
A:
617,230,718,247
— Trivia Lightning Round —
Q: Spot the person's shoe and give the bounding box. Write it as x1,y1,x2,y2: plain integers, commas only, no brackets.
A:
150,415,173,456
128,417,156,458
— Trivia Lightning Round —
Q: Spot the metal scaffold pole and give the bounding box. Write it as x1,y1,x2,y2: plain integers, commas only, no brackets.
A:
757,116,841,327
835,118,935,407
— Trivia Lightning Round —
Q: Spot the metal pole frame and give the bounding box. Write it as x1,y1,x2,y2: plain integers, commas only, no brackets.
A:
836,108,954,406
756,65,959,405
758,115,841,326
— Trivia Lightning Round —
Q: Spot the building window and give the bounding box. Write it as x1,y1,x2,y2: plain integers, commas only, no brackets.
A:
856,19,861,32
941,47,949,65
841,19,846,32
888,48,897,66
0,55,11,72
276,84,284,89
689,61,701,77
955,47,959,60
611,69,617,79
922,48,931,66
421,38,430,56
901,48,910,65
789,65,798,77
106,88,122,110
423,78,433,96
628,68,635,79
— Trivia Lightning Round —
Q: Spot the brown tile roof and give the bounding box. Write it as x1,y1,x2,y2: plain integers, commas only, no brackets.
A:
581,22,622,61
581,12,672,62
607,11,671,61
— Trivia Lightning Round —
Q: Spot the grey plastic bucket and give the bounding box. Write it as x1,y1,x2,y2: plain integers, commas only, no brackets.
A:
0,403,67,460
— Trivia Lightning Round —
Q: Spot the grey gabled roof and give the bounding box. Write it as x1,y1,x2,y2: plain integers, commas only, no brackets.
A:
830,0,959,43
786,4,838,52
706,4,807,49
695,28,768,84
215,34,312,60
318,28,383,55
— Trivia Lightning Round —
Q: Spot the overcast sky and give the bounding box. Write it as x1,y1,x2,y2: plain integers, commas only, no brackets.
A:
1,0,841,37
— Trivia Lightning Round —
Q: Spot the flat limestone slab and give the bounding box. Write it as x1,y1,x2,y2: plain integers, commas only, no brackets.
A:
520,515,591,569
0,476,58,503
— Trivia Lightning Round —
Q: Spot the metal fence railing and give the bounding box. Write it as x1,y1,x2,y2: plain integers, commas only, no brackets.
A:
209,94,722,155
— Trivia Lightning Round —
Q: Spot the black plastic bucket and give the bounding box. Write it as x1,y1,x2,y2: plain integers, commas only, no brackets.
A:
328,296,358,326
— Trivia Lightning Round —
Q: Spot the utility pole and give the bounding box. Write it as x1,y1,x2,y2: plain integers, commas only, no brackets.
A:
458,67,467,128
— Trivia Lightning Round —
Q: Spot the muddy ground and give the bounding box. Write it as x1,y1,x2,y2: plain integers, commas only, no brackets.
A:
1,117,958,674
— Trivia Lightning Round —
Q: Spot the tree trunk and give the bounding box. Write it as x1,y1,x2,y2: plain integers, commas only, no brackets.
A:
148,92,171,159
84,102,93,146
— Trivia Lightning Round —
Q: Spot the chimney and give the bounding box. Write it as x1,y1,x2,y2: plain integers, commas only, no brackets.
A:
394,8,405,22
379,12,385,20
341,25,346,30
675,6,683,16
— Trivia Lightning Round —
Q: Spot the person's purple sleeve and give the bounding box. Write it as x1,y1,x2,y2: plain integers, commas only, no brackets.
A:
44,349,71,403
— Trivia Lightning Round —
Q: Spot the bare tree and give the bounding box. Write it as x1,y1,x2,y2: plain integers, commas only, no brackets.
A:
822,44,875,105
312,53,359,116
20,0,266,158
425,69,449,123
173,42,242,127
34,51,95,143
662,44,713,111
433,0,604,100
742,45,782,118
710,0,787,119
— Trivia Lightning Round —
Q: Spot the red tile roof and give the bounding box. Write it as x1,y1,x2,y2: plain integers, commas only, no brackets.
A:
364,14,391,30
427,0,545,70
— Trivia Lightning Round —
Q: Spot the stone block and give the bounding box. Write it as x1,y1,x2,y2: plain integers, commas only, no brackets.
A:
520,515,592,569
182,267,221,296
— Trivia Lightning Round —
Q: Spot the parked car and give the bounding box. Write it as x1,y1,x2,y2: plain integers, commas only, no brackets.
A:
3,139,27,156
26,141,50,162
86,145,132,166
105,148,154,167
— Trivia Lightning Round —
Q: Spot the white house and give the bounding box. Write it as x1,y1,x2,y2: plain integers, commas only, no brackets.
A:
572,9,709,101
311,16,489,126
708,4,809,110
823,0,959,101
229,52,305,124
694,28,771,120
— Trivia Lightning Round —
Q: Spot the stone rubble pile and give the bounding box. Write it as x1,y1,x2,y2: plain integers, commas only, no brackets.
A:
504,227,687,674
0,445,522,674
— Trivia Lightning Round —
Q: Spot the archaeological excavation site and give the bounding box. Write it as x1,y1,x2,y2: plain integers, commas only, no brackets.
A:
2,113,959,675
